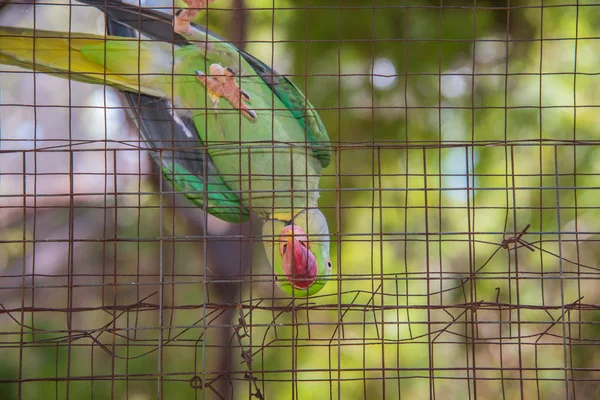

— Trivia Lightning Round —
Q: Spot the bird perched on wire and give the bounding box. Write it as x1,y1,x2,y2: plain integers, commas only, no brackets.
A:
0,0,333,295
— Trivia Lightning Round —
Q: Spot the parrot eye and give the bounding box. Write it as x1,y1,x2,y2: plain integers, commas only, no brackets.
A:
326,259,332,270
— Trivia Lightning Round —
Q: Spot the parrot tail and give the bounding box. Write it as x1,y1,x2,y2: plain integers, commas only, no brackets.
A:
0,26,171,97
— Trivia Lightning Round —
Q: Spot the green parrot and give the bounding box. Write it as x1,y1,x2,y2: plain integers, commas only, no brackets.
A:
0,0,333,295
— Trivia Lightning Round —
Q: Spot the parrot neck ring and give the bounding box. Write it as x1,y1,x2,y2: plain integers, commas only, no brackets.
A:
195,64,257,121
279,225,318,290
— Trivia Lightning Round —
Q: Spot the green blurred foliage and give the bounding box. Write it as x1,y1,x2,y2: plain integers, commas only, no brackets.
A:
1,0,599,399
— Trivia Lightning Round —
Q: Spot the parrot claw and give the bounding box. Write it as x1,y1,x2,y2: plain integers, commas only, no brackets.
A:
240,89,251,101
242,109,258,121
224,66,236,77
173,0,218,36
195,64,257,121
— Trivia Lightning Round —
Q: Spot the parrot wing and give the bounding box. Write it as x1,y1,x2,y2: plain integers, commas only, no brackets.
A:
120,93,249,223
238,51,332,168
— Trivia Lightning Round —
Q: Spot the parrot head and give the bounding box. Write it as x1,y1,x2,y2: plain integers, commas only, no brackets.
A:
262,209,332,296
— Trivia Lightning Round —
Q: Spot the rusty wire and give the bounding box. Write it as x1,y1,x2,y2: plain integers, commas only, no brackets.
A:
1,1,599,399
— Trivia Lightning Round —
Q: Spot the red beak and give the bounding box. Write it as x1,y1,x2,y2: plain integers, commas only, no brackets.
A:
280,225,318,289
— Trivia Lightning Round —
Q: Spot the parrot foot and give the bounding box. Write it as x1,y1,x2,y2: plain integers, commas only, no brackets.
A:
174,0,218,35
195,64,257,121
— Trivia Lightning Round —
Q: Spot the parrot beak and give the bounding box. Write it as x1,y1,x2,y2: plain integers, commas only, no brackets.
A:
279,225,318,289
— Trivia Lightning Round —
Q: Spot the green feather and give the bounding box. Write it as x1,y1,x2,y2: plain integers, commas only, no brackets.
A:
239,51,332,168
162,163,249,223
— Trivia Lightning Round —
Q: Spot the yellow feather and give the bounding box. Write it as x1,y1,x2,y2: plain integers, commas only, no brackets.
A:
0,26,166,97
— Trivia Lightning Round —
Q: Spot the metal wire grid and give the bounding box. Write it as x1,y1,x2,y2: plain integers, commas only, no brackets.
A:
0,1,599,399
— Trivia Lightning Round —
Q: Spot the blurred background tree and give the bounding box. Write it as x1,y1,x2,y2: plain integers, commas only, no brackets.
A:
0,0,599,399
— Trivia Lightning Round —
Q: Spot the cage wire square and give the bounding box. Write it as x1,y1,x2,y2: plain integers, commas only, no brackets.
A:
0,0,599,399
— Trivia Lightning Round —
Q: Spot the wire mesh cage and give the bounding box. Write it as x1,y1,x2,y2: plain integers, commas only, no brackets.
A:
0,1,599,399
